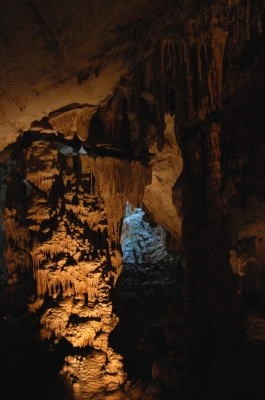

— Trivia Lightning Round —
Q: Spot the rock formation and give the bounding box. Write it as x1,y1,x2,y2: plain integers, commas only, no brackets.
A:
1,139,150,399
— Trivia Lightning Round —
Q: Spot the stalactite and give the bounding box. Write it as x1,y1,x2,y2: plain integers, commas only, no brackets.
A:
26,172,58,193
2,208,16,239
31,258,102,299
197,44,202,83
144,0,264,122
78,154,151,244
245,0,250,40
161,40,166,79
212,27,228,108
23,141,60,194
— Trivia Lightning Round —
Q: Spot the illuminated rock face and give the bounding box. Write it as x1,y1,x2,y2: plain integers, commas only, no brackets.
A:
2,140,150,399
142,113,183,250
121,202,178,265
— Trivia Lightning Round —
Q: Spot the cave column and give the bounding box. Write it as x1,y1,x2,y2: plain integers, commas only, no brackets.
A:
204,123,223,279
179,122,239,398
204,123,232,387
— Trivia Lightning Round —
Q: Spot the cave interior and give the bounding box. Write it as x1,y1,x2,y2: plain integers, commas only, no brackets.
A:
1,1,265,399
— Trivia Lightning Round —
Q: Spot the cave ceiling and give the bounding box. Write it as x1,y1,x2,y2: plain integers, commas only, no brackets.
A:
0,0,175,151
1,0,263,153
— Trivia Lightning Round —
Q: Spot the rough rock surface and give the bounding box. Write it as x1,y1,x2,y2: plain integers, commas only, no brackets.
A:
142,113,183,249
121,202,178,265
1,140,150,399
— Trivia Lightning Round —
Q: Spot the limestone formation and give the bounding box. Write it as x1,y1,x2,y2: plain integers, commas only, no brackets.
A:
1,140,150,399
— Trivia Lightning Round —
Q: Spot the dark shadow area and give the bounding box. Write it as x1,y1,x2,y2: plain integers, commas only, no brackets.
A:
0,313,73,400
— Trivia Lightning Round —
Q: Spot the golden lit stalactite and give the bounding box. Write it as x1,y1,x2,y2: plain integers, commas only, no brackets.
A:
78,154,151,281
2,140,150,399
1,167,32,316
24,141,60,195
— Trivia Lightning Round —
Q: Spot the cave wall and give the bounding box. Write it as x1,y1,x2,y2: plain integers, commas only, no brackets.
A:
121,202,178,265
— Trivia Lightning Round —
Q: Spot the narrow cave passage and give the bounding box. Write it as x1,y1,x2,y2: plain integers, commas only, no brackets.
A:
109,201,184,393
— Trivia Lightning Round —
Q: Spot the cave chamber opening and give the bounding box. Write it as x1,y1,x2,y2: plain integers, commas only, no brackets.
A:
109,200,184,388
